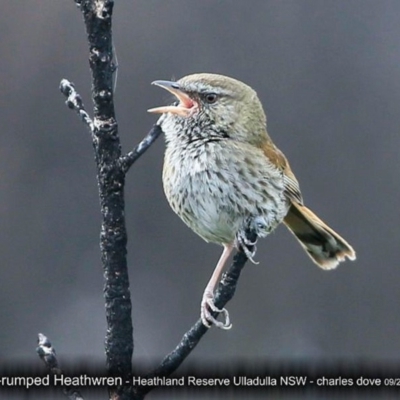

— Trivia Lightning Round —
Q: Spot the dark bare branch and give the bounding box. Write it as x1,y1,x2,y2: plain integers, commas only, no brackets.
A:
136,230,257,398
67,1,133,399
36,333,85,400
119,124,163,173
60,79,94,132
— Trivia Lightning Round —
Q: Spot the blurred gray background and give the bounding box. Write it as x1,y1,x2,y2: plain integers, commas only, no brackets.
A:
1,0,399,399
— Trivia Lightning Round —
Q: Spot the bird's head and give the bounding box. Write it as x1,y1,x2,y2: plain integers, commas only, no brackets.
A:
148,73,268,145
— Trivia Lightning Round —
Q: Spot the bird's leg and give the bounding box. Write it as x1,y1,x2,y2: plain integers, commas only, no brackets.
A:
236,227,259,264
201,244,234,329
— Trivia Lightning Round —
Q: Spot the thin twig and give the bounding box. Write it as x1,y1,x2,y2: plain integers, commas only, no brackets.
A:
136,230,257,398
36,333,85,400
60,79,94,132
119,124,163,173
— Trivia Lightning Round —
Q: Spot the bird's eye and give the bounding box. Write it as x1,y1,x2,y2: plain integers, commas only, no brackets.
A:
204,92,218,104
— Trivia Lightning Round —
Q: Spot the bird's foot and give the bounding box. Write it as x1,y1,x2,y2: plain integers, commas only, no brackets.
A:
201,290,232,330
236,229,259,264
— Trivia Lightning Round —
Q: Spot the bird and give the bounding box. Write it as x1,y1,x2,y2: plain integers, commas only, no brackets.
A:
148,73,356,330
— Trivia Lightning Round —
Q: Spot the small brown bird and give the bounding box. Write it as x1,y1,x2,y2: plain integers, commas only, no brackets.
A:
149,73,356,329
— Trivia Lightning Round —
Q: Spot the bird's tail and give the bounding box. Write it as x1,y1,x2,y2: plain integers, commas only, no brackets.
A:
283,202,356,269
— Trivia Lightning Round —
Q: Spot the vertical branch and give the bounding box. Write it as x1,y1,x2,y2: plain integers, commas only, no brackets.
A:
76,1,133,397
61,4,163,399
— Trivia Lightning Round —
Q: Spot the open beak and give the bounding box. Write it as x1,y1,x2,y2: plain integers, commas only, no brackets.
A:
148,80,195,117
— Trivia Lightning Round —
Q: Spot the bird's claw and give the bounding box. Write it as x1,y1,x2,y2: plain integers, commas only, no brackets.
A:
236,229,259,264
201,291,232,330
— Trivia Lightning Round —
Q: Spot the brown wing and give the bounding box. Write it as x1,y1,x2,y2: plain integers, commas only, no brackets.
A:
261,141,356,269
261,141,303,204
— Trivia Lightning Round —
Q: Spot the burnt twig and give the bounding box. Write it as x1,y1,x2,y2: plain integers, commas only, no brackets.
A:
36,333,84,400
119,124,163,173
135,230,257,398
